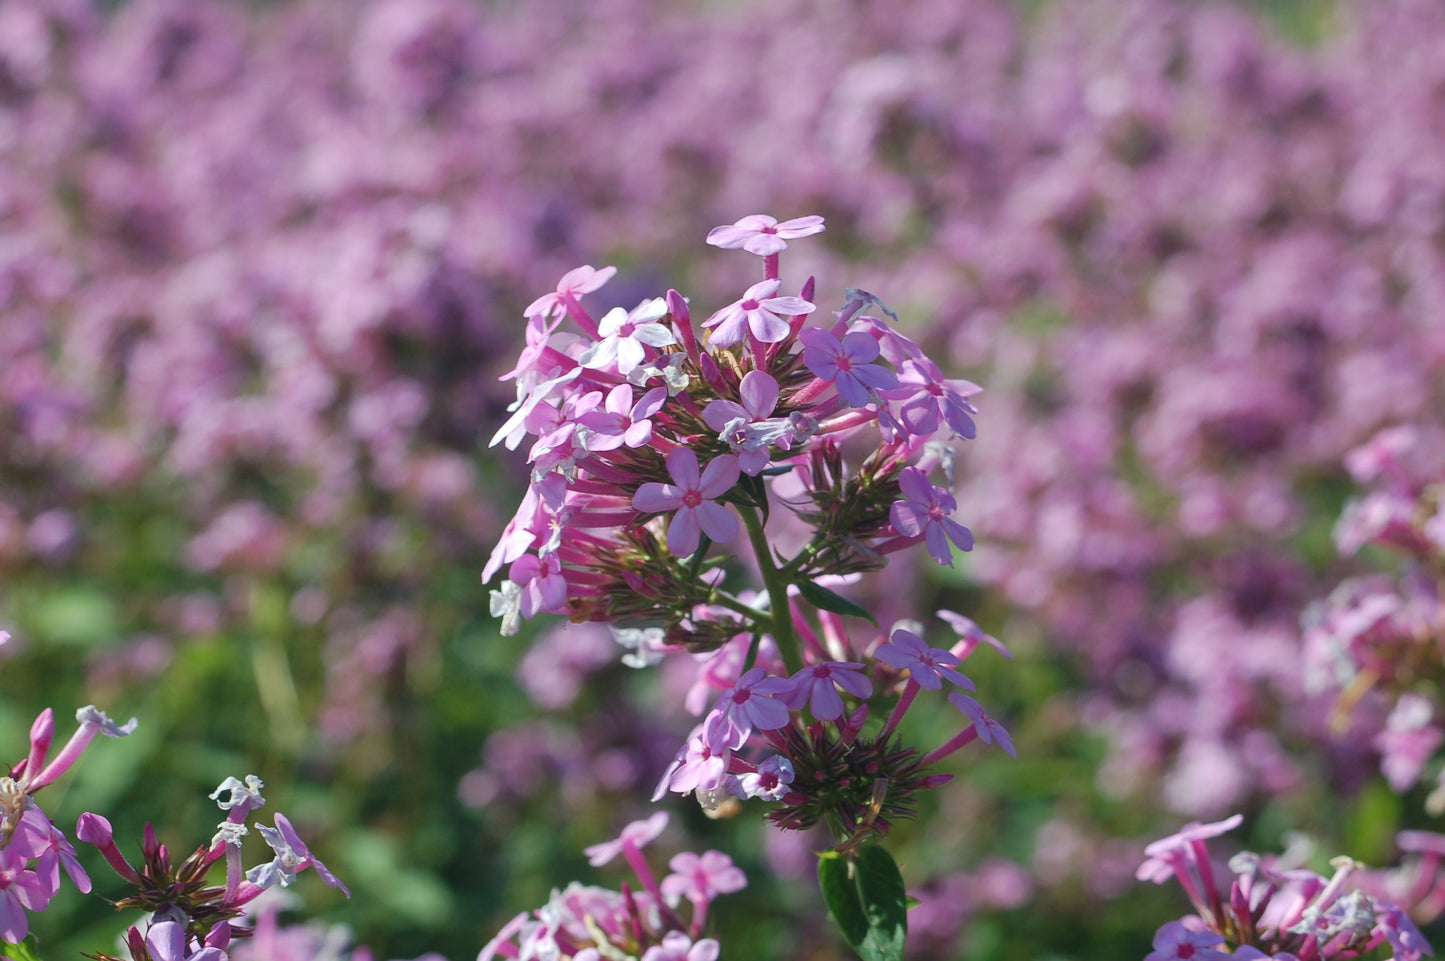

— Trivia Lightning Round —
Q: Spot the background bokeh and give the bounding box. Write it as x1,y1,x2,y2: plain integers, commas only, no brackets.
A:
3,0,1444,957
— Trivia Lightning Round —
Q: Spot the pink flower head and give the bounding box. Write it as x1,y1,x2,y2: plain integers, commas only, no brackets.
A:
525,264,617,323
661,850,748,905
702,279,816,348
782,661,872,721
633,449,740,557
889,467,974,566
1143,921,1232,961
948,693,1016,757
706,214,825,256
799,328,899,407
875,628,975,691
582,811,669,867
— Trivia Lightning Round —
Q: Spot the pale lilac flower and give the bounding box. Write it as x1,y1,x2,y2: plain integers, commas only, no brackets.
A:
246,812,349,897
948,693,1016,758
1143,921,1232,961
705,214,825,256
583,812,668,867
641,932,720,961
702,371,790,475
782,662,872,721
799,328,898,407
27,706,137,792
737,756,794,801
889,467,974,566
145,920,228,961
885,358,980,440
210,775,266,819
578,384,667,452
34,821,89,896
875,629,975,691
702,280,815,348
633,449,740,557
710,668,793,745
581,300,675,376
525,265,618,323
661,850,747,904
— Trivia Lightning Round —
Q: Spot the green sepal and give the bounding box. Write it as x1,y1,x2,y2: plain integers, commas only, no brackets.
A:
797,579,877,626
1,938,44,961
817,847,909,961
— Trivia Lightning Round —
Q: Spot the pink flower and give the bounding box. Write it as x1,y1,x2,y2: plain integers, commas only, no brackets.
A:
948,693,1016,758
875,628,975,691
705,214,825,256
702,279,815,348
889,467,974,566
1143,921,1232,961
578,384,667,452
703,371,790,475
661,850,747,904
710,668,793,746
642,932,720,961
246,812,350,897
884,358,980,439
581,299,676,376
0,844,50,943
633,449,740,557
782,661,872,721
737,755,793,801
508,552,569,618
582,811,669,867
800,328,899,407
145,921,228,961
524,264,617,322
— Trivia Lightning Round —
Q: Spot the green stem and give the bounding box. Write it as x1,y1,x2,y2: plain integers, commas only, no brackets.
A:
708,589,769,624
741,507,804,674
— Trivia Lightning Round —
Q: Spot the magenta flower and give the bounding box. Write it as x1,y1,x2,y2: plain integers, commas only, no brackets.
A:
1143,922,1232,961
799,327,899,407
524,264,617,322
889,467,974,566
0,844,50,943
875,628,975,691
582,811,669,867
633,449,740,557
702,279,816,348
661,850,747,904
705,214,825,256
948,693,1016,757
782,661,872,721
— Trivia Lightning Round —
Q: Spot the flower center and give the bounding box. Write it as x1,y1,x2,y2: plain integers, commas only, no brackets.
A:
741,299,760,310
682,490,703,509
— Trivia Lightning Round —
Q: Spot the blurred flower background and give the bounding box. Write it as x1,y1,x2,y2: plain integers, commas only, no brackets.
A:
2,0,1444,957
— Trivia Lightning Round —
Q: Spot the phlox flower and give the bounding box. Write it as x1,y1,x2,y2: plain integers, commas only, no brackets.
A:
581,299,676,376
948,693,1016,758
246,812,349,897
577,384,667,452
1143,921,1232,961
144,920,228,961
782,662,872,721
889,467,974,566
633,449,740,558
800,328,898,407
705,214,825,256
508,552,569,618
641,932,720,961
703,371,790,475
885,357,980,440
525,264,617,323
702,279,815,348
710,668,793,746
736,755,793,801
0,844,50,943
582,812,668,868
661,850,747,905
875,629,975,691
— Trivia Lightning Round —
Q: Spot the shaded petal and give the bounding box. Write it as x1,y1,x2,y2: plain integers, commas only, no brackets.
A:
738,371,779,419
694,502,739,544
666,448,702,488
667,509,703,557
697,455,741,498
634,483,683,513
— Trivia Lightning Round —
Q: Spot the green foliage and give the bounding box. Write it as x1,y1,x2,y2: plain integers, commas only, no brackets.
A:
818,847,909,961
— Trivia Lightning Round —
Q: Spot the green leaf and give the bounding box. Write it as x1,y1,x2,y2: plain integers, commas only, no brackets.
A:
2,937,44,961
818,847,909,961
797,580,877,626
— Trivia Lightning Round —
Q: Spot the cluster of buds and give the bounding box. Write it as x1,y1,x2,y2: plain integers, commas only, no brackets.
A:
1137,815,1431,961
1,706,347,958
484,215,1009,860
480,813,740,961
1300,425,1445,800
